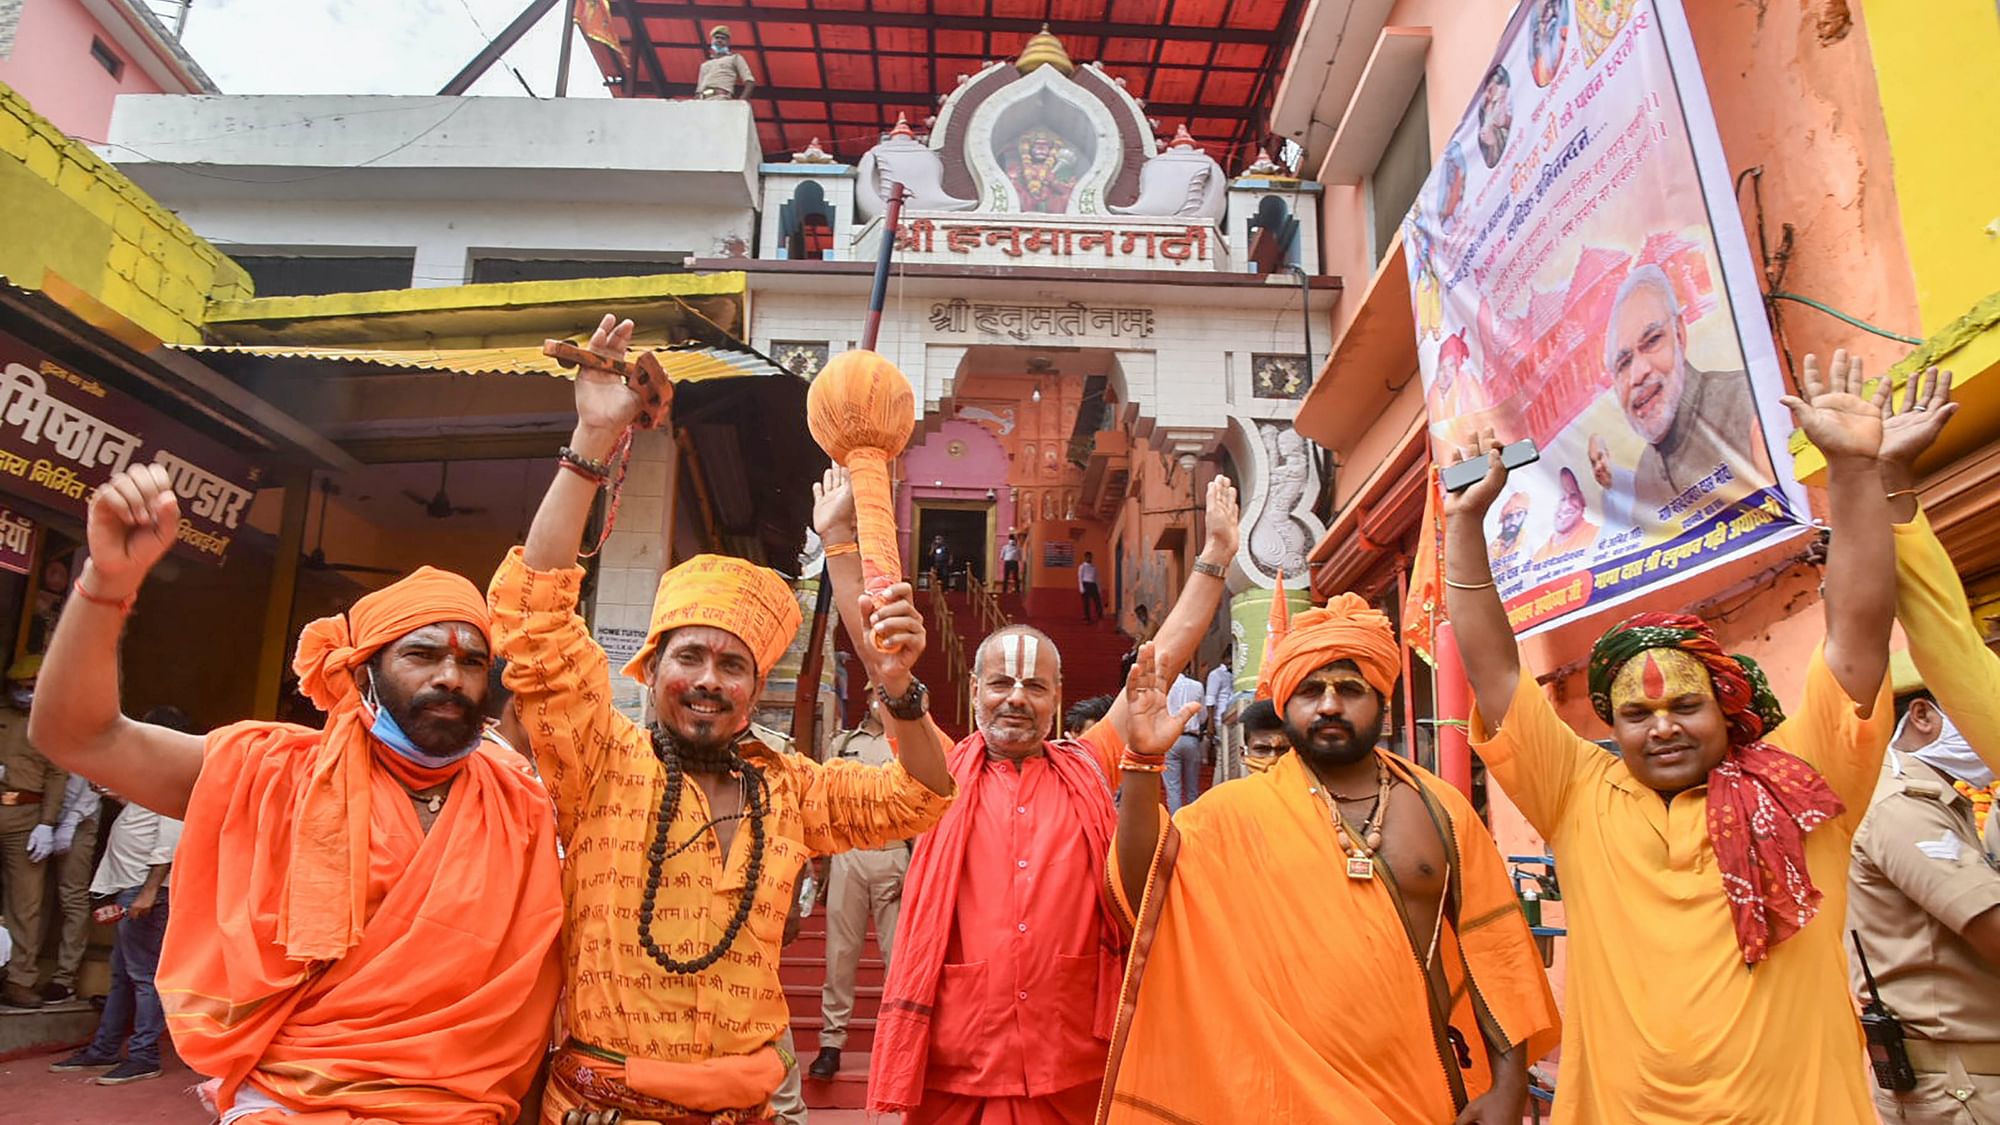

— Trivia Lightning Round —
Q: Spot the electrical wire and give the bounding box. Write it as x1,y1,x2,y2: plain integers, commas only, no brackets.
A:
1767,292,1923,346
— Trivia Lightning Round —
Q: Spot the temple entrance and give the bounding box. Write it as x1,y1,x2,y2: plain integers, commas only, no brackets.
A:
914,503,991,590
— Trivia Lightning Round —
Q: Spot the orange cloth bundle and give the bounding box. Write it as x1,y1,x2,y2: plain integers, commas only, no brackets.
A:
624,552,803,683
806,348,914,642
1264,592,1402,708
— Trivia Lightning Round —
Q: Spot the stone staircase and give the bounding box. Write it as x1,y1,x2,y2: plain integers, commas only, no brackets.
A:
786,907,886,1110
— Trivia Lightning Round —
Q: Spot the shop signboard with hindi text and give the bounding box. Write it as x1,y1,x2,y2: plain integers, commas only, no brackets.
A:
0,506,34,575
1402,0,1811,636
0,332,261,565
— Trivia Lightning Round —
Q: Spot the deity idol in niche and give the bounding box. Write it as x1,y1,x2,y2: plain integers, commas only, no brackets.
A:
1004,126,1084,213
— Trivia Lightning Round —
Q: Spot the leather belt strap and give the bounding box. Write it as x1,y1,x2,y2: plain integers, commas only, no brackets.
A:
1908,1040,2000,1076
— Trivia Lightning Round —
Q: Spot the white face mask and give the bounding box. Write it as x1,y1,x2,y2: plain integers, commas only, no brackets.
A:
1902,708,1992,789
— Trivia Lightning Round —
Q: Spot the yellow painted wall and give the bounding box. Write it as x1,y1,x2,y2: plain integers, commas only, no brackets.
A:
1861,0,2000,333
0,80,250,345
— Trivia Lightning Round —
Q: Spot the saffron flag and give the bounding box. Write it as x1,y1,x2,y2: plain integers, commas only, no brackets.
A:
575,0,618,50
1252,569,1292,700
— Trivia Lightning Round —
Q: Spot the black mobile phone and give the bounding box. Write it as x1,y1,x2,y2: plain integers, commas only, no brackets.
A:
1441,439,1540,493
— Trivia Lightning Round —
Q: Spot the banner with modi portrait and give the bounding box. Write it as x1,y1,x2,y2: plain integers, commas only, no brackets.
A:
1403,0,1812,636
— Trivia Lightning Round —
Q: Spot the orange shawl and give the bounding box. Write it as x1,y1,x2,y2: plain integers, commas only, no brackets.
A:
158,569,563,1121
1097,751,1559,1124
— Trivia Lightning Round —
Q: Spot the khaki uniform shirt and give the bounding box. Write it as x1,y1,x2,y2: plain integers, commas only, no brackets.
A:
697,52,753,98
1848,752,2000,1043
0,707,66,825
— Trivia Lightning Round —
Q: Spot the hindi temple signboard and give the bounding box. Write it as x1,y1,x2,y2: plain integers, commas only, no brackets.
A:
0,331,262,565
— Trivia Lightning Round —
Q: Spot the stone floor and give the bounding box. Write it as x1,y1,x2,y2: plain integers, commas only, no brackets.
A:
0,1044,888,1123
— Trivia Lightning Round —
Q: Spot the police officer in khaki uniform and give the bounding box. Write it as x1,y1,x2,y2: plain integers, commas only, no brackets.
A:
1849,667,2000,1123
806,696,910,1080
1,655,67,1009
695,25,755,101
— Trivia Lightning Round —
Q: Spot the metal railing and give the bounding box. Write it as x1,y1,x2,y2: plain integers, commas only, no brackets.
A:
964,571,1010,636
926,569,968,727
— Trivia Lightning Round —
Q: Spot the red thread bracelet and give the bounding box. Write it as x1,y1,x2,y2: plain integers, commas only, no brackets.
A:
72,578,136,614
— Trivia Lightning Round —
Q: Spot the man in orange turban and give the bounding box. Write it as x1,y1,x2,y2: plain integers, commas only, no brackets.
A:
490,314,956,1123
29,464,562,1123
1100,595,1560,1125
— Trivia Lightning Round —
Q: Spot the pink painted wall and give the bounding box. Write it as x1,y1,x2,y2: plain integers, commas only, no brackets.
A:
897,419,1014,568
0,0,170,140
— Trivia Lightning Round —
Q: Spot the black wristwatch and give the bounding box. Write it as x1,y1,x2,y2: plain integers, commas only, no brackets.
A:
876,677,931,721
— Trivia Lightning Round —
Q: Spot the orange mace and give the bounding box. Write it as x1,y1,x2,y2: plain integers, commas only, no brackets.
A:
806,348,916,649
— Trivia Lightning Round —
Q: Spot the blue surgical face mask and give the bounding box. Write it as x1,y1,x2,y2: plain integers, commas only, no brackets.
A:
362,683,481,768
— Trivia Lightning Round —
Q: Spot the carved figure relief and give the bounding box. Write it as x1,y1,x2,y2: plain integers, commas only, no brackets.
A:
1247,422,1315,579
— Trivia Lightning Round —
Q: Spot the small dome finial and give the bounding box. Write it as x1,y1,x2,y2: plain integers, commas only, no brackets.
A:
1016,24,1076,75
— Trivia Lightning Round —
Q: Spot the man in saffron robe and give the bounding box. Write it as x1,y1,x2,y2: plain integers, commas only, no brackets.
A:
870,476,1240,1125
491,315,955,1123
1101,602,1561,1124
30,463,563,1124
1443,350,1897,1123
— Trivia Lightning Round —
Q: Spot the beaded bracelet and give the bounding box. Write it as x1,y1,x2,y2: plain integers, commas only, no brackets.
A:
1119,751,1169,774
558,445,611,482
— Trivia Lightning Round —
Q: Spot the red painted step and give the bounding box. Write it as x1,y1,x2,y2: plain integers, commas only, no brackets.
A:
790,1014,879,1055
787,981,880,1023
780,955,886,989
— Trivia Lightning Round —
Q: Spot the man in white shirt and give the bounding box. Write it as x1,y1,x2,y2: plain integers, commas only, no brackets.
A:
1164,671,1208,812
1202,650,1236,780
1002,533,1023,594
1078,552,1104,623
47,707,188,1085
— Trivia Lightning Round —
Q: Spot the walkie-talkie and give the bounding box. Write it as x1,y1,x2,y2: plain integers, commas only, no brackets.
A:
1851,930,1917,1092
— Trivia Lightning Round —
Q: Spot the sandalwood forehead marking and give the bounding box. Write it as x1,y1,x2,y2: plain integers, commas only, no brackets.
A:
1610,647,1710,710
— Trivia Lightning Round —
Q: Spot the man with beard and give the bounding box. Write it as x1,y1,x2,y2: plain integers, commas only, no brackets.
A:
489,314,954,1123
1532,467,1600,562
1604,265,1776,517
1444,349,1897,1123
1475,66,1513,167
30,463,563,1123
870,476,1239,1125
1099,605,1559,1125
1487,491,1531,564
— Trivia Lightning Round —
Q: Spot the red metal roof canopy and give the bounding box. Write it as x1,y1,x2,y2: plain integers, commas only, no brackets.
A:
585,1,1308,165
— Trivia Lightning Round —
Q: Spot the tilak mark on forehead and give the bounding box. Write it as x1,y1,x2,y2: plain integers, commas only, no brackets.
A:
1000,632,1039,680
1610,647,1711,712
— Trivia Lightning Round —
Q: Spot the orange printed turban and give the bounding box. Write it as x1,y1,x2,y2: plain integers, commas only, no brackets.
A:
625,554,802,684
1264,593,1401,710
280,567,492,961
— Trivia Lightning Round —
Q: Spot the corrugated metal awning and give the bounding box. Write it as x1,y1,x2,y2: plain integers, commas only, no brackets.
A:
176,340,791,383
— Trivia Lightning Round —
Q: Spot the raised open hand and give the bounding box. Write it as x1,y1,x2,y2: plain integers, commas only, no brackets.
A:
85,464,179,597
1876,365,1957,473
573,313,641,435
1123,641,1203,760
811,466,857,546
1198,474,1240,565
1780,349,1885,463
1441,428,1510,521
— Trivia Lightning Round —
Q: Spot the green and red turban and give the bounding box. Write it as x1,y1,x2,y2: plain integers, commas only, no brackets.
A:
1587,612,1844,966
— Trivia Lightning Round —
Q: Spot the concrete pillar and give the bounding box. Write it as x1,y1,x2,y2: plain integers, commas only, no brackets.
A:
587,429,676,723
